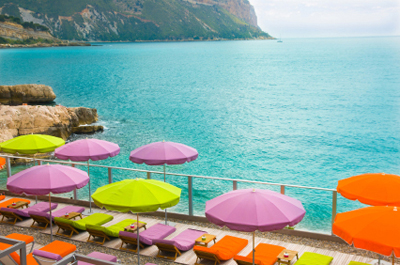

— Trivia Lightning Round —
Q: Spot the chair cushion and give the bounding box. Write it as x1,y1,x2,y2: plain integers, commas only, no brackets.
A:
72,213,113,230
235,243,285,265
348,262,369,265
90,219,146,238
77,251,118,265
0,198,30,209
139,223,176,245
33,250,63,261
154,228,207,251
193,235,248,261
39,240,76,257
6,233,35,244
18,202,58,217
295,252,333,265
29,206,85,221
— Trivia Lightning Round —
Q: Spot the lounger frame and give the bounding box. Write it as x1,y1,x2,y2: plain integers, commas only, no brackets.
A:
119,234,145,253
30,214,51,230
0,210,23,225
54,220,80,238
194,249,221,265
86,228,111,245
155,242,182,260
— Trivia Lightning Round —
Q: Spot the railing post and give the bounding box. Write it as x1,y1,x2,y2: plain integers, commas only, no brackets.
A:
6,157,11,178
280,185,285,194
332,190,337,235
147,172,151,179
108,168,112,183
37,160,42,165
233,181,237,190
71,164,77,200
188,176,193,216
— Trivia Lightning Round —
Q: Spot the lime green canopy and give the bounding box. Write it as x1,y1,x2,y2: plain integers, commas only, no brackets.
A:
0,134,65,154
92,178,181,213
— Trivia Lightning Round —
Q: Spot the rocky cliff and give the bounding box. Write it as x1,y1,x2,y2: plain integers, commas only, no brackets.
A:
0,21,57,41
0,0,270,41
0,84,56,105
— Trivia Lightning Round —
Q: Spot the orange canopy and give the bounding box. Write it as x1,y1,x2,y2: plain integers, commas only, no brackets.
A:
337,173,400,206
333,206,400,258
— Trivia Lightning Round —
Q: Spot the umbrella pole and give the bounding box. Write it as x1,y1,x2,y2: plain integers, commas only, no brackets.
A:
49,193,53,242
164,164,167,225
392,254,394,265
137,213,140,265
252,231,255,265
34,154,38,205
88,160,92,213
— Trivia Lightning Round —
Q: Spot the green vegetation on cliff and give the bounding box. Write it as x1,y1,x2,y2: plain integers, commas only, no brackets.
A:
0,0,270,41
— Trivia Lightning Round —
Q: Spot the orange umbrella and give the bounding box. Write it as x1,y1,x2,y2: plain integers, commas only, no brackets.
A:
337,173,400,206
333,206,400,265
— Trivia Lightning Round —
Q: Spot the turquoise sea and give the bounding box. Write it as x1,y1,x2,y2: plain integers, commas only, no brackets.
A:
1,37,400,233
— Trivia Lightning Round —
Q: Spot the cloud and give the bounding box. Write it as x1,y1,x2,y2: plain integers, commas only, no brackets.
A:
249,0,400,38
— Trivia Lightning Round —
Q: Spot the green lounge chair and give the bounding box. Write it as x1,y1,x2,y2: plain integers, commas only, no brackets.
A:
348,262,369,265
54,213,113,238
86,219,147,245
295,252,333,265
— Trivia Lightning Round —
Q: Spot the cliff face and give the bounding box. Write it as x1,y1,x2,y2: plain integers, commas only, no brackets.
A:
0,0,269,41
0,21,57,41
0,84,56,105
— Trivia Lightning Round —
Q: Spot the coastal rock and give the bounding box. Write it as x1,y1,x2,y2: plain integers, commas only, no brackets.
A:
72,125,104,134
0,84,56,105
0,105,99,143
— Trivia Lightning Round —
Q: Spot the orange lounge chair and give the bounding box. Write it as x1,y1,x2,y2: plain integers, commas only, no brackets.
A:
234,243,285,265
0,198,30,209
193,235,248,265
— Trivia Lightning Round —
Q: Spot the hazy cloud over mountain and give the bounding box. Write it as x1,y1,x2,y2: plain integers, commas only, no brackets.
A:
249,0,400,38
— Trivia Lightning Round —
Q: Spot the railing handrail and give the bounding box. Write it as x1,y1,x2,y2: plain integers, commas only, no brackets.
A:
0,154,336,192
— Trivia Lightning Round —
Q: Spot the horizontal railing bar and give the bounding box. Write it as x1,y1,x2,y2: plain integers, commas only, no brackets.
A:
0,154,336,192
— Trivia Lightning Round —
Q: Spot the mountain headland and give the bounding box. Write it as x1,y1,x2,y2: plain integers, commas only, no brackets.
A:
0,0,271,42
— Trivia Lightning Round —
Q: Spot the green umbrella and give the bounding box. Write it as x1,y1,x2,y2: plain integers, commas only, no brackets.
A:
0,134,65,154
92,178,181,265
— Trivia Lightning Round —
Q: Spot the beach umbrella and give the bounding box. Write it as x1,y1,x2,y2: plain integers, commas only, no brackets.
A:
55,139,120,215
205,188,306,265
0,134,65,154
333,206,400,265
337,173,400,206
7,164,89,241
129,140,197,223
92,178,181,265
0,134,65,204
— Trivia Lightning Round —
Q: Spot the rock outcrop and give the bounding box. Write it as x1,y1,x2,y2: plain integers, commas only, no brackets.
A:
0,105,99,142
0,21,57,41
0,84,56,105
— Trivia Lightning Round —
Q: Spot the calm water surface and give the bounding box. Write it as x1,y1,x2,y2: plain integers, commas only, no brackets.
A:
1,37,400,233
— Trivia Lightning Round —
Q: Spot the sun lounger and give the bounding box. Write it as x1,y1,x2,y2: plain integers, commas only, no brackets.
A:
32,240,77,265
86,219,147,245
0,238,75,265
294,252,333,265
234,243,285,265
29,205,85,229
119,223,176,253
193,235,248,265
0,232,35,264
5,233,35,253
77,251,118,265
54,213,113,238
0,195,5,201
0,198,30,209
348,262,369,265
0,202,58,225
154,228,207,260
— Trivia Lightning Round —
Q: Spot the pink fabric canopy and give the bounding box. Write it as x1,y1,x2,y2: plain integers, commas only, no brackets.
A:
129,141,198,165
205,188,306,232
7,164,89,196
55,139,120,161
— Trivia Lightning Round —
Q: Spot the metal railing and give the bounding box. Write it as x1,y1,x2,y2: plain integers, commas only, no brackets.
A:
0,154,338,234
0,236,27,265
53,254,120,265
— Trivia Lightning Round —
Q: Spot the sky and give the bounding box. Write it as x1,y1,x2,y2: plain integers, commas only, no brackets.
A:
248,0,400,38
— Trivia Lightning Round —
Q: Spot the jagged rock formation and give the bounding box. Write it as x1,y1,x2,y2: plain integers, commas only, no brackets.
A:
0,84,56,105
0,105,99,142
0,21,57,41
0,0,270,41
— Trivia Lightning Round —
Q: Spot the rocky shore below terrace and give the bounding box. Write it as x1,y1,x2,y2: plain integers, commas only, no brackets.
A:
0,42,91,49
0,84,103,146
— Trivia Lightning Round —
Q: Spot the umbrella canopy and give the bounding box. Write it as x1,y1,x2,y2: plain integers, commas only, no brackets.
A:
129,141,198,165
92,178,181,212
7,164,89,195
0,134,65,154
337,173,400,206
206,188,306,232
55,139,120,161
332,206,400,264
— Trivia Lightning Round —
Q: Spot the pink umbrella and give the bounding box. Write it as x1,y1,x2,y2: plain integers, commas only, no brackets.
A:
7,164,89,241
55,139,120,214
205,189,306,265
129,141,198,223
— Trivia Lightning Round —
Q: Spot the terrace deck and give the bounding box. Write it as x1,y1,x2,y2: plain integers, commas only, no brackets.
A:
0,196,382,265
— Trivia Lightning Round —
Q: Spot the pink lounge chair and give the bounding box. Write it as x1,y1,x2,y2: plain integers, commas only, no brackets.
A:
0,202,58,224
77,251,118,265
